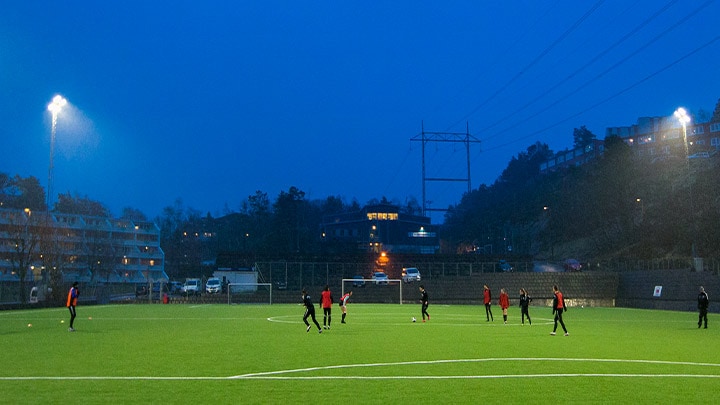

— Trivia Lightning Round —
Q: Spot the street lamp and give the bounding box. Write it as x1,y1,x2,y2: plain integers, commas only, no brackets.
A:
674,107,697,261
47,95,67,210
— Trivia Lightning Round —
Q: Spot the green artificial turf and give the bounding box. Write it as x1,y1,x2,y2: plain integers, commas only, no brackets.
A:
0,303,717,403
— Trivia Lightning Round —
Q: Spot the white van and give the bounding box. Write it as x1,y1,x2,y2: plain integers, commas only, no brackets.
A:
182,278,201,296
205,277,222,294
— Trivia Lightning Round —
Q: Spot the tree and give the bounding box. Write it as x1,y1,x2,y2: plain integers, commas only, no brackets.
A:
0,174,46,211
271,186,308,254
54,193,110,217
6,208,40,304
573,126,596,150
120,207,147,222
712,98,720,122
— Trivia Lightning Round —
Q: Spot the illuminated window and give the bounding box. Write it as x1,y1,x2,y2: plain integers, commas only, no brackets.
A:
366,212,398,221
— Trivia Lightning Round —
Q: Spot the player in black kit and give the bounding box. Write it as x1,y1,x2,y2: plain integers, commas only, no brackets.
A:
419,285,430,322
302,289,322,334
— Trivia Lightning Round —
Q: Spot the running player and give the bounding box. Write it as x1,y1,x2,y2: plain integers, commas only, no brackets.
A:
302,289,322,334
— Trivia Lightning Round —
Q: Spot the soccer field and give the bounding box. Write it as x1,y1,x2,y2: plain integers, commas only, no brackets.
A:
0,303,717,403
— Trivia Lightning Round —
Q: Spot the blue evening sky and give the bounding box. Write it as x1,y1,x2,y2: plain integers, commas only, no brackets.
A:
1,1,719,222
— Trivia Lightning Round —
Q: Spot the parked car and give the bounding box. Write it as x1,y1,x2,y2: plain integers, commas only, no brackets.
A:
182,279,201,296
402,267,421,283
205,277,222,294
372,272,389,285
352,275,366,287
563,259,582,272
136,282,169,299
498,260,514,272
169,281,183,294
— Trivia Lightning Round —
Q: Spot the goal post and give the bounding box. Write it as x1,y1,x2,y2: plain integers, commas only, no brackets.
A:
341,278,405,304
226,283,273,305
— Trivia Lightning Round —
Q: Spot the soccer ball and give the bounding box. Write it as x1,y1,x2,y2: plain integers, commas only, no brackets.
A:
412,317,416,322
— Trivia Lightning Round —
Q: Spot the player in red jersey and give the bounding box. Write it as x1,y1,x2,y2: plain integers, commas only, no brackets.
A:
339,291,352,324
551,285,568,336
320,285,334,329
499,288,510,324
483,285,493,322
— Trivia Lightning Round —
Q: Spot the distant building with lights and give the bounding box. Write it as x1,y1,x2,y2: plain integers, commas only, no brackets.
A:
540,116,720,173
0,207,166,283
606,116,720,159
321,203,439,254
540,139,606,173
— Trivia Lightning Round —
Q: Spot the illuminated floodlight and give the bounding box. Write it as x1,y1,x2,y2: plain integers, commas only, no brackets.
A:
673,107,690,125
47,94,68,209
47,95,67,115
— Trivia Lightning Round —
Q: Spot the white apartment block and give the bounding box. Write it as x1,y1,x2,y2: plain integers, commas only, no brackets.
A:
0,207,166,283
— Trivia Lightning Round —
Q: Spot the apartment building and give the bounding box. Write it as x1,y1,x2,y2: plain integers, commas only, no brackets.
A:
0,207,166,283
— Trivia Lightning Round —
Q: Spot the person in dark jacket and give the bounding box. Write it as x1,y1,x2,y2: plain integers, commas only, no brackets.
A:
698,286,709,329
519,288,532,326
483,285,493,322
66,282,79,332
302,289,322,334
419,285,430,322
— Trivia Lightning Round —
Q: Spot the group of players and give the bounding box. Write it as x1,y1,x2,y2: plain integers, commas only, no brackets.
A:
299,283,570,336
301,286,352,333
422,284,569,335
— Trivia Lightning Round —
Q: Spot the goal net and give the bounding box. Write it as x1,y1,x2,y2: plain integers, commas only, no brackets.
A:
227,283,273,305
341,278,406,304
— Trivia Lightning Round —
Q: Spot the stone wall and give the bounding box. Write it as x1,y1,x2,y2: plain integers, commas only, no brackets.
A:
616,269,720,312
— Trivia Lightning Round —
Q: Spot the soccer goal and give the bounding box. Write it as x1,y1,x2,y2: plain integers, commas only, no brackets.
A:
341,278,405,304
226,283,273,305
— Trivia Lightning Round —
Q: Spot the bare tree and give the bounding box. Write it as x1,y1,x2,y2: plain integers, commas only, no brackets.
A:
5,208,40,304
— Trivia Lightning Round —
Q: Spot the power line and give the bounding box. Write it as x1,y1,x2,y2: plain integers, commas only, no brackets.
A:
482,33,720,153
444,0,607,132
478,0,681,138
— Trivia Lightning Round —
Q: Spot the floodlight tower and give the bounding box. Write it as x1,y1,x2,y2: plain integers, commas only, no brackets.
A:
674,107,697,260
47,95,67,210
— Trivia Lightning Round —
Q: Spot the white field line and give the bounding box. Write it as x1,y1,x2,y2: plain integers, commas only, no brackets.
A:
1,358,719,381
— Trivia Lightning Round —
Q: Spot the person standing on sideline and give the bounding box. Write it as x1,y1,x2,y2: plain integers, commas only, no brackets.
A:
499,288,510,324
551,285,568,336
301,289,322,334
483,285,493,322
519,288,532,326
320,285,334,329
419,285,430,322
339,291,352,324
698,286,709,329
66,282,79,332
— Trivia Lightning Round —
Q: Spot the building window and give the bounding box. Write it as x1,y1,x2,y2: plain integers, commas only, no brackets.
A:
710,123,720,133
366,212,398,221
711,137,720,146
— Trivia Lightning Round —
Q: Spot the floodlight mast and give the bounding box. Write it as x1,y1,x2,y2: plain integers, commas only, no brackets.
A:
47,95,67,210
674,107,697,260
